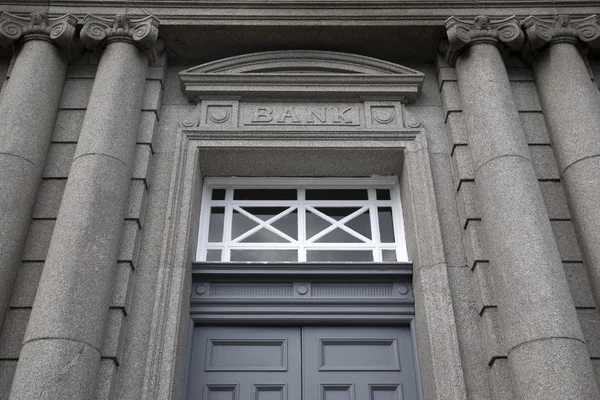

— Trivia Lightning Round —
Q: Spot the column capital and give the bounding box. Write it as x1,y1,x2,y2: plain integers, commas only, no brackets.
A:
0,12,77,49
444,15,524,66
80,14,159,63
523,15,600,53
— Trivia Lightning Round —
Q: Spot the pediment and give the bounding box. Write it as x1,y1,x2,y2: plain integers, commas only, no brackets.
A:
179,50,424,103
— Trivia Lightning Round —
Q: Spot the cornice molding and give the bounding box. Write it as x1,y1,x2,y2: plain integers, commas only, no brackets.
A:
0,12,77,49
523,14,600,53
444,15,524,66
179,50,425,103
80,14,159,62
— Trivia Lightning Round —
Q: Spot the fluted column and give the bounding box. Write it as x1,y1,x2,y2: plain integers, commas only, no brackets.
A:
9,15,158,399
524,15,600,312
446,15,600,399
0,12,76,335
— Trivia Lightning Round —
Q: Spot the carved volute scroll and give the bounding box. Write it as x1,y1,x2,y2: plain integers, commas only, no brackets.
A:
444,15,524,66
523,14,600,53
80,14,159,63
0,12,77,49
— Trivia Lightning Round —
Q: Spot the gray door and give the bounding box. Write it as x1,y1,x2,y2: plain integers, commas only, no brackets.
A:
189,326,302,400
303,326,418,400
188,325,417,400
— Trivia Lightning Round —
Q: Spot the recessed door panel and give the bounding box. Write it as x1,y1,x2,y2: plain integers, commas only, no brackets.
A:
189,326,301,400
303,326,417,400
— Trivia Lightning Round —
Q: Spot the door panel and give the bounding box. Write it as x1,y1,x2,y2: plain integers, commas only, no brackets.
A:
189,326,302,400
302,326,418,400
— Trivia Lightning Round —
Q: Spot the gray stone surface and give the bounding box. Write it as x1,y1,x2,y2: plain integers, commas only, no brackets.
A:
565,263,597,308
479,307,505,363
530,144,560,180
111,263,133,311
440,80,461,119
32,179,66,219
456,180,479,229
58,79,93,110
9,339,100,400
552,220,583,262
472,261,495,313
450,144,473,190
509,338,600,399
9,262,43,308
489,358,514,400
21,220,54,262
95,359,117,400
463,220,487,270
533,41,600,313
454,37,596,396
0,37,67,340
10,38,152,397
446,112,467,149
126,180,148,228
520,112,550,145
52,110,85,143
539,181,570,220
0,309,29,359
42,143,76,178
578,308,600,358
0,361,17,400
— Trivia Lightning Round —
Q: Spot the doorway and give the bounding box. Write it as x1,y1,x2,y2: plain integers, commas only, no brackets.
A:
188,325,418,400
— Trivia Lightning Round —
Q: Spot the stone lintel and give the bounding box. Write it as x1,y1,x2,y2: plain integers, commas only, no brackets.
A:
0,12,77,49
444,15,524,66
80,14,159,63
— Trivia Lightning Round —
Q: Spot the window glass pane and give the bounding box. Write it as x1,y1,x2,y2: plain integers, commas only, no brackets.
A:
232,210,259,239
241,228,289,243
382,250,397,261
314,207,361,221
306,210,332,239
345,211,371,239
306,189,368,200
376,189,391,200
307,250,373,262
211,189,226,200
233,189,297,200
271,210,298,240
378,207,395,243
230,249,297,262
208,207,225,242
315,228,363,243
206,249,222,261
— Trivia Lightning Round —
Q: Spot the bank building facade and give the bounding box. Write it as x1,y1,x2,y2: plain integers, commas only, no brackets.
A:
2,1,600,399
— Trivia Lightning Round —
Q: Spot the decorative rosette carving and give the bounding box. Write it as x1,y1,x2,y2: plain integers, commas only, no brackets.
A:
80,14,159,63
0,12,77,49
523,15,600,53
444,15,524,66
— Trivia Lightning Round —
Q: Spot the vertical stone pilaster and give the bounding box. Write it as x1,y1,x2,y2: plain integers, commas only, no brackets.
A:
445,15,600,399
0,12,76,337
524,15,600,311
8,14,159,400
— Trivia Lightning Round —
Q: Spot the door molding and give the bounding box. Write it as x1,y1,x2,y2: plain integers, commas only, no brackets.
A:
141,50,466,400
191,262,414,324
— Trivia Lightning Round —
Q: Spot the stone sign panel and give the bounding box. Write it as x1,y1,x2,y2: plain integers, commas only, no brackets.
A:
187,100,416,131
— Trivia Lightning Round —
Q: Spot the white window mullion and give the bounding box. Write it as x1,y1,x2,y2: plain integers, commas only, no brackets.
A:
222,188,234,261
298,188,306,262
368,187,382,262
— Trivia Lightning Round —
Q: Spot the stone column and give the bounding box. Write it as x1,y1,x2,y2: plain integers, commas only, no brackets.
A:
0,13,76,335
445,15,600,399
9,15,158,399
524,15,600,311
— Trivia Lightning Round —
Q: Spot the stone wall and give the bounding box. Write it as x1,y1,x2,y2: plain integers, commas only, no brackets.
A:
0,51,165,400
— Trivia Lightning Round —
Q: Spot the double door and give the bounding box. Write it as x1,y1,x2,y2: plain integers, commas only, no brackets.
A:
188,325,418,399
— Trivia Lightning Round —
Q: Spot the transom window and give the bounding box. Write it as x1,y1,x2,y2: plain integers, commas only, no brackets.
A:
196,177,407,262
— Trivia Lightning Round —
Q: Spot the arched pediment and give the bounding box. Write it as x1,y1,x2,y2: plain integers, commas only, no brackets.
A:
179,50,424,102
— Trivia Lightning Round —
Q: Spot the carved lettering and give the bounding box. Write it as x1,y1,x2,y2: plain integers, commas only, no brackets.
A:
331,107,352,124
276,107,301,124
244,104,360,126
251,107,274,123
306,108,326,124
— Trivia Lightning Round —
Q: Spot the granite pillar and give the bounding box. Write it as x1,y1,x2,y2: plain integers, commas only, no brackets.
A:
0,12,76,336
524,15,600,311
445,15,600,399
9,15,158,399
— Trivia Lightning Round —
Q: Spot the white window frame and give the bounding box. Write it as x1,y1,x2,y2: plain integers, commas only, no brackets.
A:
196,177,408,262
